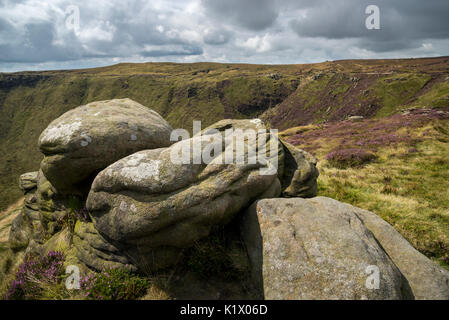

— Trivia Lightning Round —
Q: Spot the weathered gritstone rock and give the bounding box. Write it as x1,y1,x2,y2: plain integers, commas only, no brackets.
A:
23,228,73,256
38,98,173,194
352,204,449,300
15,171,46,244
241,197,418,300
19,171,39,193
42,228,72,254
87,121,286,271
36,169,69,235
20,172,40,221
73,221,136,272
9,209,33,251
24,194,39,217
198,119,319,198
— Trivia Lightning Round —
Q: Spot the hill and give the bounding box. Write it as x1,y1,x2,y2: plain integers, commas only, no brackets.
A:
1,57,449,211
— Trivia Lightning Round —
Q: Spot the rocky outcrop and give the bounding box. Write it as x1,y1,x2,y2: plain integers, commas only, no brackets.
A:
38,98,173,194
10,100,320,274
20,172,40,221
72,221,136,272
86,123,282,271
85,118,318,272
19,172,39,193
197,119,319,198
241,197,449,300
16,172,45,244
13,97,447,301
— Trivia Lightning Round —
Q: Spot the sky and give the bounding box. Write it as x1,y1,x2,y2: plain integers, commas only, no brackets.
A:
0,0,449,72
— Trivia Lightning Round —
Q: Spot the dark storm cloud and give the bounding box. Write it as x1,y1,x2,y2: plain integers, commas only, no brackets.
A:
202,0,279,30
289,0,449,52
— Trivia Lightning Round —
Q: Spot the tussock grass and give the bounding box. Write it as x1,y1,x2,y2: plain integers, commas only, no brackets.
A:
140,284,171,300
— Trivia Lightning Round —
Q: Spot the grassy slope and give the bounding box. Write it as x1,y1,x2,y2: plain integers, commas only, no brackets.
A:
267,57,449,129
281,109,449,268
0,57,448,212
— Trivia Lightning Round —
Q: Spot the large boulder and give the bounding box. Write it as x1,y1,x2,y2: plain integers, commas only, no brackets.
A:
198,119,319,198
19,172,39,193
241,197,424,300
16,171,45,244
38,98,173,194
86,120,286,271
354,205,449,300
241,197,449,300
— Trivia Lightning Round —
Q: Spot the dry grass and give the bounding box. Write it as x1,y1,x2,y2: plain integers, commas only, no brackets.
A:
0,197,23,219
0,249,24,299
140,284,172,300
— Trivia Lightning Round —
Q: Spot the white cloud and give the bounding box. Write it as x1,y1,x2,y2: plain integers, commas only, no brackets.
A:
239,35,272,53
78,21,116,42
0,0,449,71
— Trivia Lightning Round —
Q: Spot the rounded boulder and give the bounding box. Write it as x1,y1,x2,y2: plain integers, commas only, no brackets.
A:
38,98,173,194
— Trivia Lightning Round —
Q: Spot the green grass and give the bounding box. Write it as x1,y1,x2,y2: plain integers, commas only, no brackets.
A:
374,74,432,117
288,118,449,269
411,80,449,109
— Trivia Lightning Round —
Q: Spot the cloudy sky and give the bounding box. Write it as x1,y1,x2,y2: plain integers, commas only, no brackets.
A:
1,0,449,72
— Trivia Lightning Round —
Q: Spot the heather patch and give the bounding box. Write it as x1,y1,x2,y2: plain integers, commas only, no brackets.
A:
326,149,376,168
80,266,149,300
284,108,449,154
4,252,150,300
4,251,65,300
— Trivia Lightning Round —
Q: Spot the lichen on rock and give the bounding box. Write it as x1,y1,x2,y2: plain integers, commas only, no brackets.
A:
38,98,174,195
